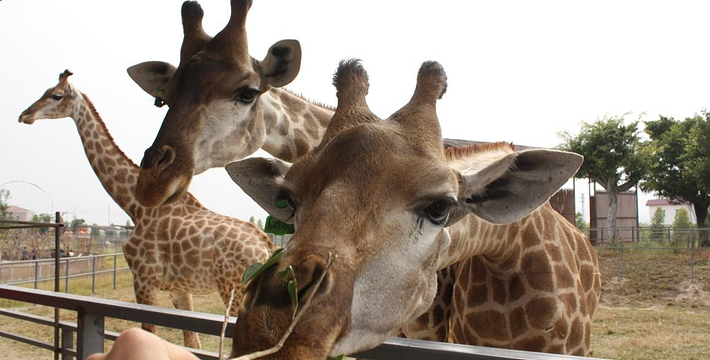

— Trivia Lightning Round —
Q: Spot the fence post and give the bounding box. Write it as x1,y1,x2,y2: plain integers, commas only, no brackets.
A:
668,227,672,245
34,260,39,289
76,308,104,359
61,327,73,360
690,235,695,283
91,256,96,295
64,258,70,293
113,254,117,290
615,238,621,281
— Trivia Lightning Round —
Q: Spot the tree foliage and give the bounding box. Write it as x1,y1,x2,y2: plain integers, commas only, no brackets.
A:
559,115,647,239
0,189,12,220
641,114,710,246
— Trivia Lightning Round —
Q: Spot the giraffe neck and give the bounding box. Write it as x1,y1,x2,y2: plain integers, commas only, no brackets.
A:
70,93,142,219
443,205,549,269
259,88,334,162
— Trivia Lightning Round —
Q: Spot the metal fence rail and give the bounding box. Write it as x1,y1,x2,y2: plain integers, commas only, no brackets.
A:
0,285,605,360
0,253,129,293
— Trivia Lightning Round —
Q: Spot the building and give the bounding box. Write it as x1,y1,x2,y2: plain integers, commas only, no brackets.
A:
645,199,696,225
6,206,35,222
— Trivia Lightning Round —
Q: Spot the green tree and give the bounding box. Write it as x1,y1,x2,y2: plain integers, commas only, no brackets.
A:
559,115,647,240
650,207,666,242
575,212,588,229
249,216,256,224
257,218,264,229
0,189,12,220
641,114,710,246
70,218,86,232
672,208,693,245
32,213,53,235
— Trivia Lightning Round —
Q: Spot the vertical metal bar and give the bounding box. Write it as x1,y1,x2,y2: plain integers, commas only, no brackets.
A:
91,256,96,295
65,258,70,293
615,237,621,281
54,212,62,360
690,235,695,283
77,308,104,359
61,327,74,360
113,254,117,290
34,261,39,289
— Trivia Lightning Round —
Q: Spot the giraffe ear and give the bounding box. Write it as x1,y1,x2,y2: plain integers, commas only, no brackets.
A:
453,149,583,224
127,61,176,103
258,39,302,88
225,158,294,222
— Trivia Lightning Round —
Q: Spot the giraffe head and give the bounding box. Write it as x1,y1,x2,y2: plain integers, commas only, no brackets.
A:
19,70,77,124
128,0,301,207
225,60,583,359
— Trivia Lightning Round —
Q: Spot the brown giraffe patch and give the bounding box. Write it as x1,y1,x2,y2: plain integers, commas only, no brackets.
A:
466,309,507,340
525,296,557,329
513,335,547,352
565,318,583,349
294,129,310,157
508,274,526,302
545,243,562,262
509,306,529,338
554,265,575,288
491,277,506,305
466,283,488,307
303,113,320,139
521,223,540,247
521,250,554,292
559,293,578,317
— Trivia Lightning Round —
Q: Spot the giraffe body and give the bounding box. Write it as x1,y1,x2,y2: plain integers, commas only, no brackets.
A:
19,70,274,349
404,203,600,355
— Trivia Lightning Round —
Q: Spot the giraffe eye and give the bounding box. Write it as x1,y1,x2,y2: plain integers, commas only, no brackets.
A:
423,199,453,226
234,87,260,104
52,94,64,101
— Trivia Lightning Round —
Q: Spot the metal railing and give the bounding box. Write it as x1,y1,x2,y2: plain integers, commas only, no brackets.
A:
0,253,129,293
0,285,604,360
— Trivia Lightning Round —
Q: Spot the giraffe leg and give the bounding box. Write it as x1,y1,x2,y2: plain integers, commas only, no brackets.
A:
132,277,158,335
217,283,245,317
400,265,455,341
169,289,202,349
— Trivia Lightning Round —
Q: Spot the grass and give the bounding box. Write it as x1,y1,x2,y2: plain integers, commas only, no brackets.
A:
1,248,710,360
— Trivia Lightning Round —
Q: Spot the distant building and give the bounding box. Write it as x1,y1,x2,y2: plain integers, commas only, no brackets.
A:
645,199,696,225
6,206,35,222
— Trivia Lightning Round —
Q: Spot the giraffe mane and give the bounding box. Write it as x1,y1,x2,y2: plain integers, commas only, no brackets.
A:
444,141,515,161
282,88,336,111
80,92,139,171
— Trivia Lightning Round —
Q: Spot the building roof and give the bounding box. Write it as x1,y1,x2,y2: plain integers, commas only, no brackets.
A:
645,199,691,206
7,205,30,212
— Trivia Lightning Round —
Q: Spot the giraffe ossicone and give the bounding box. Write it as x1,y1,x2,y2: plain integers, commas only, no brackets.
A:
19,70,274,350
225,60,600,359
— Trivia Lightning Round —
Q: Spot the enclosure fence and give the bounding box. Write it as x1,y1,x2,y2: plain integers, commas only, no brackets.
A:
0,285,606,360
0,253,129,293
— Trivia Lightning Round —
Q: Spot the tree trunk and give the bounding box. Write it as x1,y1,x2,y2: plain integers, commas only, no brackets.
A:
607,186,619,240
694,203,709,247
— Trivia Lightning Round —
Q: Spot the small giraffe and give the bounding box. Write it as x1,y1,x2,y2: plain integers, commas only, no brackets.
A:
18,70,274,349
225,60,600,359
127,0,334,207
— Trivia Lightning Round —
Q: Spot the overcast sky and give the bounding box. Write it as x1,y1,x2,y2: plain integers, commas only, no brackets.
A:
2,0,708,226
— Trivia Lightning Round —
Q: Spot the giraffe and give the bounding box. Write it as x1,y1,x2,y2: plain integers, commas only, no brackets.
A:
224,60,601,360
18,70,274,349
126,0,334,208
